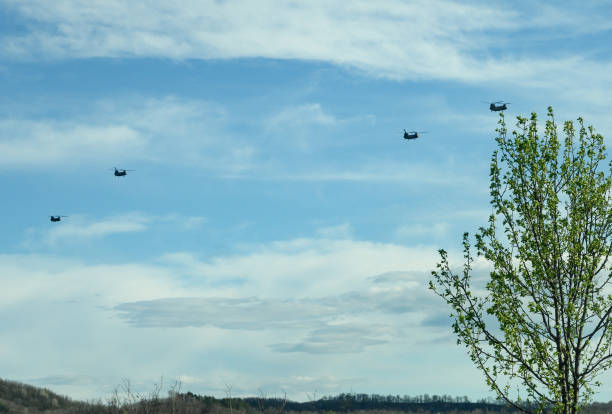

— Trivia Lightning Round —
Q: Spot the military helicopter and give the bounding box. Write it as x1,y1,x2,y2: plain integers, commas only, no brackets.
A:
403,130,427,140
112,167,135,177
487,101,510,112
49,215,68,222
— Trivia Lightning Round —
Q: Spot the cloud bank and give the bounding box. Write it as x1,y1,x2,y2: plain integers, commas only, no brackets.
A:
1,0,611,93
0,237,469,399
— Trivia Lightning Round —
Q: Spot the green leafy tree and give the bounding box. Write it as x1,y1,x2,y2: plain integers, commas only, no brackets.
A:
430,107,612,414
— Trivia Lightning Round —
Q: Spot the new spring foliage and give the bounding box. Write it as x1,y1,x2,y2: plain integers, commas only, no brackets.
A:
430,107,612,414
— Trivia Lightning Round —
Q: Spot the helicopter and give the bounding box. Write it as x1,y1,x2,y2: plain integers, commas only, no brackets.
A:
113,167,135,177
403,129,427,140
487,101,510,112
49,215,68,222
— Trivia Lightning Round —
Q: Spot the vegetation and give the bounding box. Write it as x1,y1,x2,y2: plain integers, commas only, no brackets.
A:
0,378,76,412
431,108,612,414
0,377,536,414
4,377,612,414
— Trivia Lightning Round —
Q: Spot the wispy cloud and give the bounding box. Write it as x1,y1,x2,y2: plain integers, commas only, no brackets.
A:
155,238,445,299
0,119,146,167
0,96,255,172
114,277,432,331
5,236,449,363
265,104,337,130
113,276,431,354
1,0,517,72
44,213,150,243
0,92,488,188
2,0,612,97
0,237,574,400
113,239,448,355
270,324,394,354
23,212,207,247
267,161,484,189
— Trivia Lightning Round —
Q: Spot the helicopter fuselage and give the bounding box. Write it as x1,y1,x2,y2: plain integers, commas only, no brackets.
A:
403,131,419,140
113,167,134,176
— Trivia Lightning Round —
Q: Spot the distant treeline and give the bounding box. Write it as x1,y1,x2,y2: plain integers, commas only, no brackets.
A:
240,392,510,413
3,377,612,414
191,392,612,414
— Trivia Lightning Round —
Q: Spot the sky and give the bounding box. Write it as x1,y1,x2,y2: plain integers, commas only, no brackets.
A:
2,0,612,404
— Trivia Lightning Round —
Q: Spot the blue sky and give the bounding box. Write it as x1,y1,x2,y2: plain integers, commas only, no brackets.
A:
2,0,612,404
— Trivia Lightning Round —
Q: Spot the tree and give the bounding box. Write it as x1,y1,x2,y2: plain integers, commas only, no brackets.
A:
430,107,612,414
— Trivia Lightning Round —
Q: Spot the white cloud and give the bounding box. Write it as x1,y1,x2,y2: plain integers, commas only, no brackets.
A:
114,280,431,333
156,238,443,299
4,235,612,401
22,212,208,247
114,239,446,357
0,96,255,172
261,103,341,151
269,324,394,354
0,254,189,307
45,213,149,243
2,0,612,100
0,237,459,399
0,93,489,185
265,104,337,130
270,160,485,189
0,119,146,166
261,103,378,152
1,0,515,71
